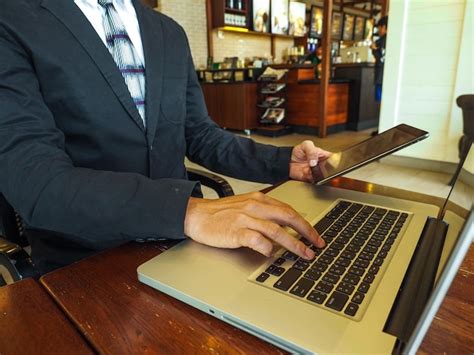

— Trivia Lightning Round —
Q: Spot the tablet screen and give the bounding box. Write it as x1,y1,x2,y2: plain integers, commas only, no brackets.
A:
312,124,429,185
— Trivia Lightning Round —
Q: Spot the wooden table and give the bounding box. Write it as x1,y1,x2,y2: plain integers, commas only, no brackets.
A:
39,178,473,354
0,278,93,354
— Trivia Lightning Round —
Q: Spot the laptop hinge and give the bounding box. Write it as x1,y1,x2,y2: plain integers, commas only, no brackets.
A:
383,216,448,352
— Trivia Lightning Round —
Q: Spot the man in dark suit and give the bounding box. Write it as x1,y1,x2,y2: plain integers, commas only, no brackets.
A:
0,0,329,274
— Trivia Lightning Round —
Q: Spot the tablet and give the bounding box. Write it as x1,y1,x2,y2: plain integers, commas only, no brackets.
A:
312,124,429,185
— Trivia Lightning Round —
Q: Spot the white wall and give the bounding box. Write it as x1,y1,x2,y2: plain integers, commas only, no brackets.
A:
158,0,209,68
380,0,473,173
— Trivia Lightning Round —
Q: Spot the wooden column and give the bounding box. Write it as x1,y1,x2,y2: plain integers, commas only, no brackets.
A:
206,0,213,59
319,0,333,138
381,0,389,17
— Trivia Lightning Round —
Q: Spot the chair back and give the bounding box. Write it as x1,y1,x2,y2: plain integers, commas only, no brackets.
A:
456,94,474,137
0,194,26,246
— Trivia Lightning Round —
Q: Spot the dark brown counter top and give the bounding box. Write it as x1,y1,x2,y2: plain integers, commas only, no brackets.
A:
298,78,351,84
334,62,376,68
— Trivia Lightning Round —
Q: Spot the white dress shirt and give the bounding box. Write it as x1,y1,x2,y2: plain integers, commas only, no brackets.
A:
74,0,145,66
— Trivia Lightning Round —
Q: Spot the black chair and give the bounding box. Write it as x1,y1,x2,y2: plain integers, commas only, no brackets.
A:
0,169,234,286
449,94,474,185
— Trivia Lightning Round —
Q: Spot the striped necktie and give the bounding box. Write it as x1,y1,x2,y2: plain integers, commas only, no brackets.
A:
98,0,146,125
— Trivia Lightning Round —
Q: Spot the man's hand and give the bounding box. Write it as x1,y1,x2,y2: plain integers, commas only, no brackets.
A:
289,140,332,183
184,192,325,259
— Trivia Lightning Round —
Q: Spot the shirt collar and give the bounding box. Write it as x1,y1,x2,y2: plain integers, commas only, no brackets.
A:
75,0,129,8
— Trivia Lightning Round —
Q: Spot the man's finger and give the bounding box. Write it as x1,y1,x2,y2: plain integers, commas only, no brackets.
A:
241,215,315,260
241,201,325,250
239,229,274,257
300,140,319,162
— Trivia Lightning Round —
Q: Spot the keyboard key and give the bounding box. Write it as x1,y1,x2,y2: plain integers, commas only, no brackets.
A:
385,237,396,246
266,265,277,274
294,260,310,271
329,264,346,276
341,250,356,260
362,206,375,214
274,257,286,266
314,217,334,234
346,243,361,253
363,245,379,255
270,266,285,276
307,291,328,304
311,261,329,273
363,273,375,284
323,272,340,285
367,239,382,248
274,268,302,291
343,273,360,285
324,247,340,258
331,241,345,251
326,291,349,311
324,230,338,238
256,272,270,283
316,281,334,294
352,292,365,304
374,208,387,216
359,251,375,261
337,282,355,295
358,282,370,293
282,251,299,261
352,237,365,247
319,254,334,265
373,257,384,266
349,266,365,276
290,277,315,298
353,258,369,269
368,265,379,275
304,269,322,282
335,257,351,267
336,236,350,244
348,203,363,213
344,302,359,316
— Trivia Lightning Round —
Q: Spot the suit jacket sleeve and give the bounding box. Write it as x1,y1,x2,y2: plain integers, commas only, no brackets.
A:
0,24,198,248
180,29,293,184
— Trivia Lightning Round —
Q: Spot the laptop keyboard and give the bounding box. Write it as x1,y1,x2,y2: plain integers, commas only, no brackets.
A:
250,199,411,320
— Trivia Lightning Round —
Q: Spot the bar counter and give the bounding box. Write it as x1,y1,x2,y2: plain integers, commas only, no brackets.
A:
200,64,350,133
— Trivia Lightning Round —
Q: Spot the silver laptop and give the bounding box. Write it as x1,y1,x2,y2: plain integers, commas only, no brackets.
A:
138,126,473,354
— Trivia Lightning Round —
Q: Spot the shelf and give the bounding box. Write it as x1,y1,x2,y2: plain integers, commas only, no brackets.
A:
217,27,303,40
256,124,293,137
224,7,246,14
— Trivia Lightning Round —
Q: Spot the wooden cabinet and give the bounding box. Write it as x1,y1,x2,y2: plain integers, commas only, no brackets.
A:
286,82,349,127
201,82,258,131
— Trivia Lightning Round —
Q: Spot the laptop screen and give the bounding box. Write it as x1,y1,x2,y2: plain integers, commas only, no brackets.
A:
388,144,473,353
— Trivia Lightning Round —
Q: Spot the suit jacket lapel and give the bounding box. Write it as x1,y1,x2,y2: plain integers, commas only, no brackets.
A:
133,0,164,146
40,0,146,132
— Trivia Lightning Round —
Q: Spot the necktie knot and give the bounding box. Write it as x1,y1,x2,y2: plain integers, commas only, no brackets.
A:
97,0,113,8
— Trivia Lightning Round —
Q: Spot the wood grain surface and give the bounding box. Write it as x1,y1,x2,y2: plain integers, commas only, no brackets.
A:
41,241,284,354
0,278,93,354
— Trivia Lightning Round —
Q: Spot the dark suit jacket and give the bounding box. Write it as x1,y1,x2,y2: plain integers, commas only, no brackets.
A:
372,35,386,85
0,0,292,274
